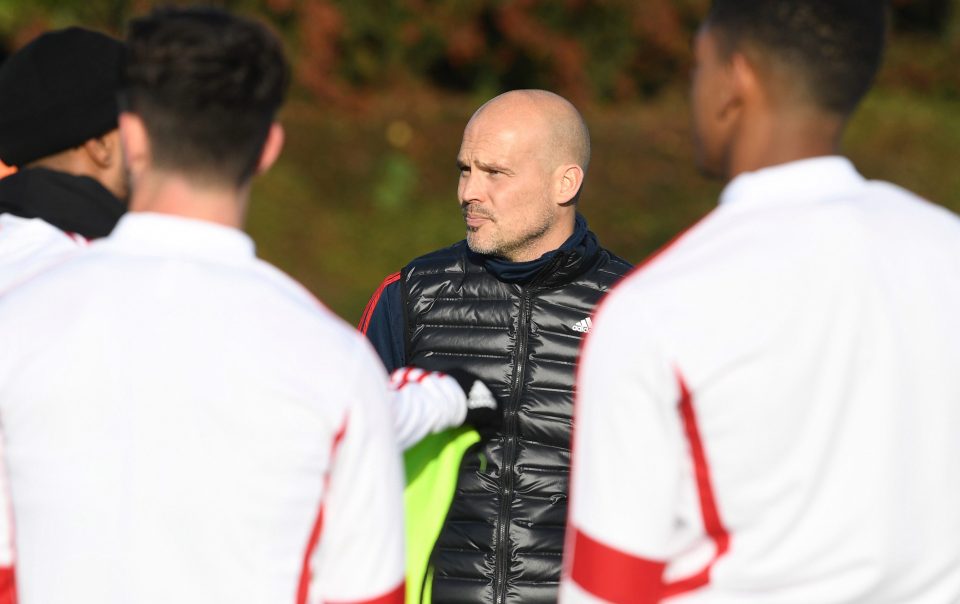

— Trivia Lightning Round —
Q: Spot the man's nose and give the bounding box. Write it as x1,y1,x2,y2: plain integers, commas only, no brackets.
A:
459,171,482,204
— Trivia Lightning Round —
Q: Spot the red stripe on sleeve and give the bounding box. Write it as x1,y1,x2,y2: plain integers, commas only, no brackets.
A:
358,272,401,335
327,581,405,604
569,527,666,603
397,367,415,389
295,415,349,604
663,373,730,597
64,231,89,245
0,429,17,604
0,566,15,604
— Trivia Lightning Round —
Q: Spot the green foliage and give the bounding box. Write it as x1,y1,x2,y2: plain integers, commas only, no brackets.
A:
3,0,958,103
286,0,710,102
374,152,419,211
280,0,960,104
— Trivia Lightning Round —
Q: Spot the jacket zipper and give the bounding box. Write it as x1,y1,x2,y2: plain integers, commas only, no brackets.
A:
493,254,563,604
493,290,531,604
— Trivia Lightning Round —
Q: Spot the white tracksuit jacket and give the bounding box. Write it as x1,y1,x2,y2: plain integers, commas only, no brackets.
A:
562,157,960,604
0,213,84,294
0,212,405,604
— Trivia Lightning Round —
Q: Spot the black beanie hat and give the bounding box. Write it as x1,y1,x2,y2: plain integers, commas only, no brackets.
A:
0,27,123,167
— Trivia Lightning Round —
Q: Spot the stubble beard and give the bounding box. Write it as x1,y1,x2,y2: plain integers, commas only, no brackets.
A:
464,197,556,261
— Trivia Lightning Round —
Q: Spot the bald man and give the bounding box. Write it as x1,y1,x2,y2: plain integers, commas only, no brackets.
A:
361,89,631,603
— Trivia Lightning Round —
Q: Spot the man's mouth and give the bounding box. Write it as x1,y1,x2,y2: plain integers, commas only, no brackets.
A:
464,213,491,228
462,206,493,228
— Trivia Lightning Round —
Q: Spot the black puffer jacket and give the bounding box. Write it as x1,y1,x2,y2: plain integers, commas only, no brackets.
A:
401,230,631,603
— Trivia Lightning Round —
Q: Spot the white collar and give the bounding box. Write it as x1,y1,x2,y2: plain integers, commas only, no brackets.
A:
719,156,866,211
104,212,255,262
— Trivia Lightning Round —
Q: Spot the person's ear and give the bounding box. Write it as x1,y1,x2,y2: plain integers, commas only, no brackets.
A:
555,163,584,205
722,51,760,125
82,132,116,169
118,112,150,180
256,123,284,175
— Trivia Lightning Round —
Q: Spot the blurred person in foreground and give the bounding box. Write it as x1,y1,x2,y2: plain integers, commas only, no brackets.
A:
0,8,404,604
361,89,632,603
562,1,960,602
0,28,128,290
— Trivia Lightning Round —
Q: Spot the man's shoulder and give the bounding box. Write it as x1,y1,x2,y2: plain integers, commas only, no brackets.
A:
248,258,353,327
0,213,77,247
248,263,379,366
602,210,724,302
0,214,83,294
0,244,369,362
863,179,960,233
593,244,633,278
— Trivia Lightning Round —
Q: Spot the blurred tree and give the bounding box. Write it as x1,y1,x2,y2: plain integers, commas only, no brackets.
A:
3,0,955,105
288,0,711,103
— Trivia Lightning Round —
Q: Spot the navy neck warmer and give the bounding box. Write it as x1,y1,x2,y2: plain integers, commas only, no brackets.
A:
477,213,598,284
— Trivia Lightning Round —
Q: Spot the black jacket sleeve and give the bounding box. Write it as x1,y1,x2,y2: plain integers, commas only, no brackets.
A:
358,272,405,373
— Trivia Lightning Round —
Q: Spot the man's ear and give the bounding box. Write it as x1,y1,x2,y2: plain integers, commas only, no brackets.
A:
555,163,584,205
724,51,760,122
82,132,117,169
118,112,150,179
256,123,284,175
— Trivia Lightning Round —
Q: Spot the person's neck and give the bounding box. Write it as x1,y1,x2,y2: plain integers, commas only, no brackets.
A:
726,109,844,180
129,170,247,229
28,150,99,182
506,217,576,263
28,149,125,201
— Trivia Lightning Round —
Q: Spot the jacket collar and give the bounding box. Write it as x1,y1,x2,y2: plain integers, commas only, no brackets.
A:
471,213,601,286
719,156,866,212
0,167,126,239
101,212,255,264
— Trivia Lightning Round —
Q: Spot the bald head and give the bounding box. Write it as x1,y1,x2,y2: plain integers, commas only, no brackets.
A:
456,89,588,262
468,89,591,175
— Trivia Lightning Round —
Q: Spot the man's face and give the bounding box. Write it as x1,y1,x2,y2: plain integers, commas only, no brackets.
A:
456,114,559,262
691,26,734,179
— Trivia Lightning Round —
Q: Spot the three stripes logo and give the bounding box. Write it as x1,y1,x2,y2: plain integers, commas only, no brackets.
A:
571,317,593,334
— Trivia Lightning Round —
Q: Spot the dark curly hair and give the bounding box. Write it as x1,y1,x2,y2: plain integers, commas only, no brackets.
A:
706,0,888,117
121,7,289,186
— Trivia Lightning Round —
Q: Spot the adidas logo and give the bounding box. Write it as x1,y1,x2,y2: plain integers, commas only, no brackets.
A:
466,380,497,411
571,317,593,333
